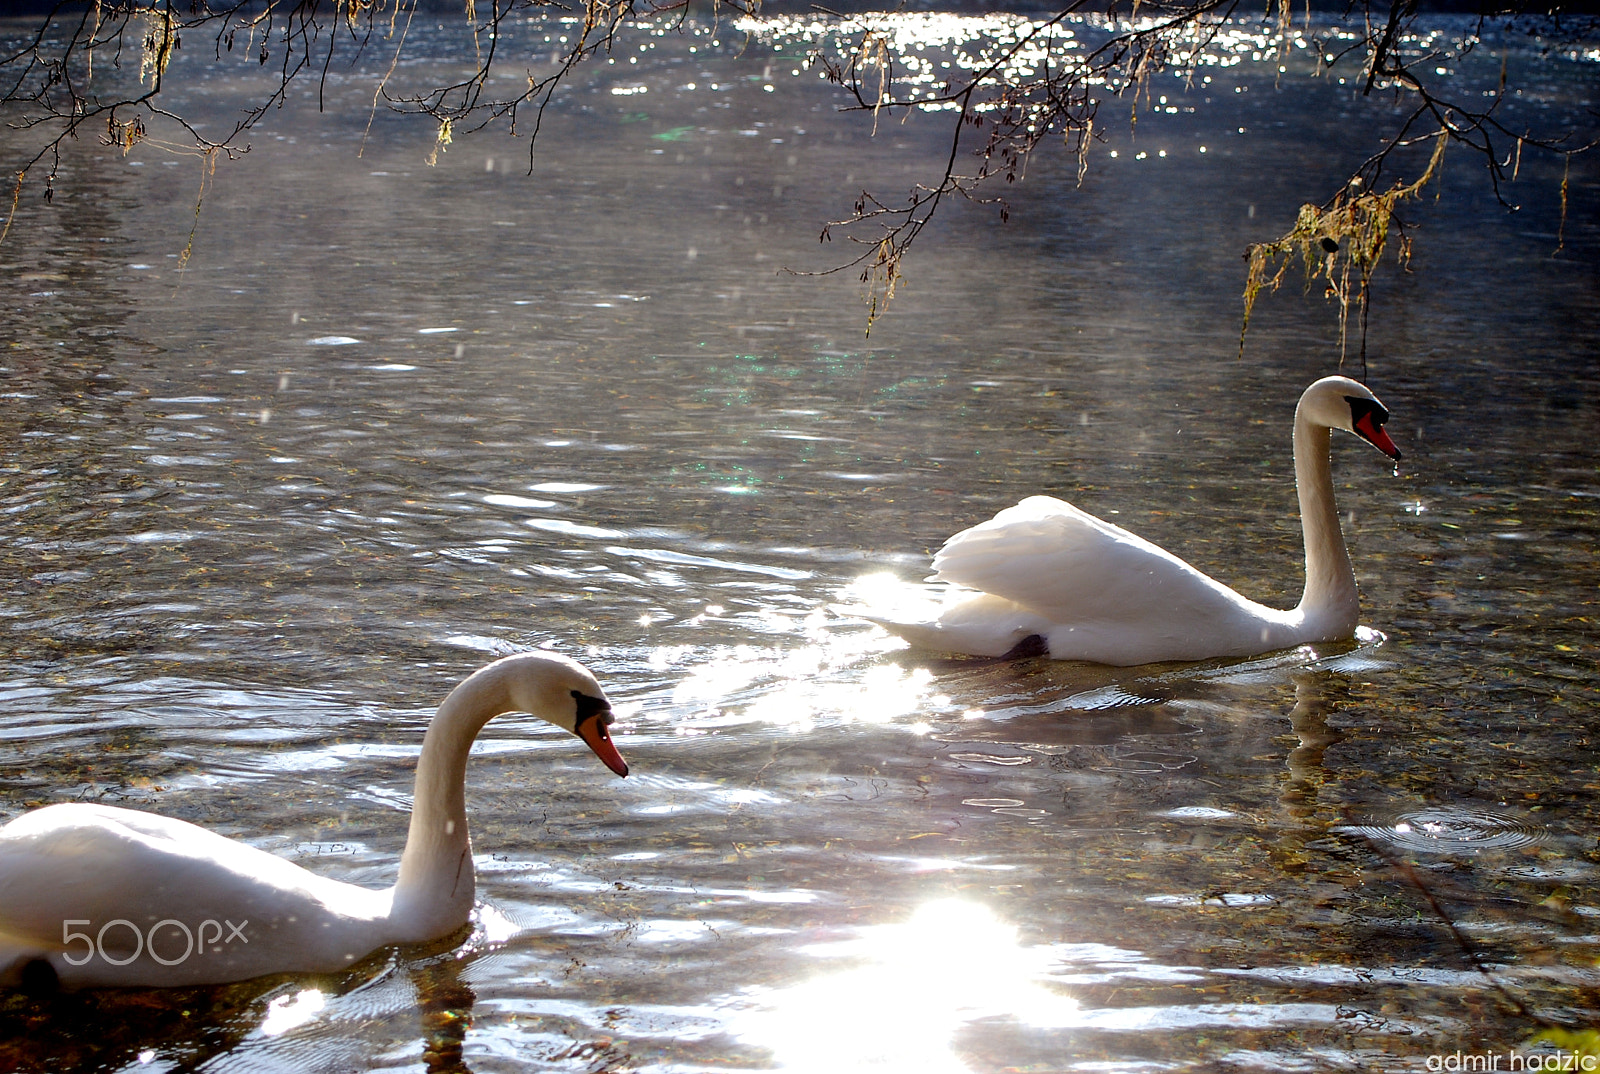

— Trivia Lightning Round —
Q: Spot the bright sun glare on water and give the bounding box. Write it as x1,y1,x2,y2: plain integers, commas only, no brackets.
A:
259,988,326,1038
733,900,1077,1072
654,589,949,731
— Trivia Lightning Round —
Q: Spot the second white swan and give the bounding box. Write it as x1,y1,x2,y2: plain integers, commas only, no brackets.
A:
0,651,629,989
852,375,1401,664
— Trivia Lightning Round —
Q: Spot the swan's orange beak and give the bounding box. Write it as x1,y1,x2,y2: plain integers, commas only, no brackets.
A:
1354,411,1401,460
578,717,629,777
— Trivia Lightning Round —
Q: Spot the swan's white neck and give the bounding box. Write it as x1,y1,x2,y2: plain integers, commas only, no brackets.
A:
1291,403,1359,635
389,665,516,941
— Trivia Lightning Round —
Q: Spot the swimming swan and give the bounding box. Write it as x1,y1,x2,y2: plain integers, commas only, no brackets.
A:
851,375,1401,665
0,651,629,989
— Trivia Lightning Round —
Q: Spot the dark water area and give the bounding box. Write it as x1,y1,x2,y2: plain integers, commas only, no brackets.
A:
0,6,1597,1072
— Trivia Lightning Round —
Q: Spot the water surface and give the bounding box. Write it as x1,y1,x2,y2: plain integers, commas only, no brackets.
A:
1,8,1597,1072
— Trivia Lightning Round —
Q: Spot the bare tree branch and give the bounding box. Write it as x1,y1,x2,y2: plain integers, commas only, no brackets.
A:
760,1,1593,333
0,0,1593,344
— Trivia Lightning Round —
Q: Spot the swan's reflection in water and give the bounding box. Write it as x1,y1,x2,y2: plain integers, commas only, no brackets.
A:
734,899,1076,1072
228,948,479,1072
1280,670,1345,821
415,955,478,1074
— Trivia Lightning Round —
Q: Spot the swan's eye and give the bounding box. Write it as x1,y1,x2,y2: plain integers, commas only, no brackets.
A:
571,689,611,727
1345,395,1389,428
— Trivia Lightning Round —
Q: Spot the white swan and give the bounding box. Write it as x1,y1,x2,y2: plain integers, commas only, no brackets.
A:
0,651,628,990
851,375,1400,665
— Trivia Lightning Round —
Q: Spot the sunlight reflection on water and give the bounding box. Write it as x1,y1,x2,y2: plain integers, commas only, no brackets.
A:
734,900,1077,1072
658,617,947,732
259,988,326,1038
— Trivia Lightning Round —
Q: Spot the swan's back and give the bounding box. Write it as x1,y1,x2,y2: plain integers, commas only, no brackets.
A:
933,497,1261,621
0,803,389,985
912,496,1299,663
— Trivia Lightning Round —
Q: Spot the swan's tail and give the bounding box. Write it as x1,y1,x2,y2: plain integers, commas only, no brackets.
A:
830,572,946,637
833,603,955,652
833,578,1052,659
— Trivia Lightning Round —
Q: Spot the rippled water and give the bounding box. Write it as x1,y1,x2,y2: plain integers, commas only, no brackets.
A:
1,7,1597,1072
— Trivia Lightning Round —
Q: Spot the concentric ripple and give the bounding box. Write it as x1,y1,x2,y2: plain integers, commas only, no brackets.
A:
1337,807,1548,854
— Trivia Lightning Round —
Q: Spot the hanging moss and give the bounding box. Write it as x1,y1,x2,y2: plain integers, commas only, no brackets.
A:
1241,133,1448,363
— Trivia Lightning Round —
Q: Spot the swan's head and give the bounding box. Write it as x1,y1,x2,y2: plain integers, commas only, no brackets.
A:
497,652,629,777
1300,375,1401,460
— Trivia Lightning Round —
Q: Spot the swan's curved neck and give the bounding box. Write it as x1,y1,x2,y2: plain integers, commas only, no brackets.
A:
390,665,515,940
1292,405,1358,632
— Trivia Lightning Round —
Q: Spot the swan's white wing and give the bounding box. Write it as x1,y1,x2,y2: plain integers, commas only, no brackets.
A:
931,496,1257,626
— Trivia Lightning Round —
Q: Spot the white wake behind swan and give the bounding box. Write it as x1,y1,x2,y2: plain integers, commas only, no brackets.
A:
0,651,628,989
849,375,1401,665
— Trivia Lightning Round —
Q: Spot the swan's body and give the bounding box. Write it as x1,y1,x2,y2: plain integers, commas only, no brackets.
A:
854,376,1400,665
0,652,628,989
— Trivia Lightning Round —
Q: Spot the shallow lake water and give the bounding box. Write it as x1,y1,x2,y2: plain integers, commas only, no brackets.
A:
1,7,1597,1072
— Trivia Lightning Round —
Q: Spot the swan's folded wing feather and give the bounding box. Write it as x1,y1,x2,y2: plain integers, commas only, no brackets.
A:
931,496,1240,623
